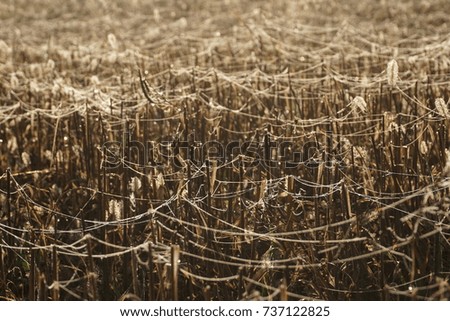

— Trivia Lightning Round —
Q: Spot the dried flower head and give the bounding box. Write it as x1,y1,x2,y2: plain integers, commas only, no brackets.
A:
107,33,118,50
129,176,142,193
108,199,123,221
387,59,398,86
419,141,429,155
349,96,367,116
435,98,449,118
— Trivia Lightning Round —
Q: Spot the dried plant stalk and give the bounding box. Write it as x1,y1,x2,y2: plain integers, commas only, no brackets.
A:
171,245,180,301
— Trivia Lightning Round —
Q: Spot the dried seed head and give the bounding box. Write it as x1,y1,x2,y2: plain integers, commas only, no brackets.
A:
435,98,449,118
419,141,428,155
21,152,31,167
349,96,367,116
129,176,142,193
47,59,55,70
107,33,118,50
7,135,18,153
387,59,398,86
90,75,100,86
155,172,165,190
108,199,122,221
29,80,40,94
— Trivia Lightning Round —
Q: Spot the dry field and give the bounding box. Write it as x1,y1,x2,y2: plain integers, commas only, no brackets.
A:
0,0,449,300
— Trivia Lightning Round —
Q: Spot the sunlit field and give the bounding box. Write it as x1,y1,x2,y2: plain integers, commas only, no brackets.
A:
0,0,449,300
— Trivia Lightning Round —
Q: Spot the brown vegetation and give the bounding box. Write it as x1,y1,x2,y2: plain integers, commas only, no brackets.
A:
0,0,449,300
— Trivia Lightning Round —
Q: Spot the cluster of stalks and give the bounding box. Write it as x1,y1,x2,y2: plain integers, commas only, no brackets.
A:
0,0,449,300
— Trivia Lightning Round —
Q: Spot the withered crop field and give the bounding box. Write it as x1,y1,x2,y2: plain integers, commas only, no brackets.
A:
0,0,449,300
